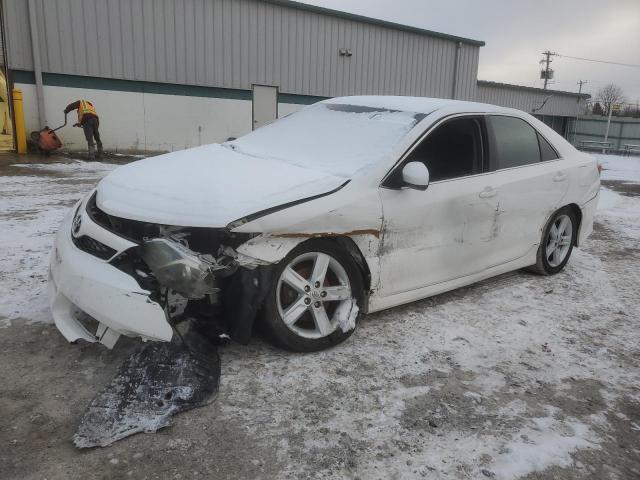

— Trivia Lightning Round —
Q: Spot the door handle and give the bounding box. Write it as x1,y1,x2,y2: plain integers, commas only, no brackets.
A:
553,172,567,182
479,187,497,199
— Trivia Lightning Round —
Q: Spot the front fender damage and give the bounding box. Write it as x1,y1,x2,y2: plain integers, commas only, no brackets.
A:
121,233,280,346
214,236,305,342
123,228,372,345
110,227,303,344
236,234,306,263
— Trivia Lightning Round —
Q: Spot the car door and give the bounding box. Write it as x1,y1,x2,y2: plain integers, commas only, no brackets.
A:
377,115,503,297
483,115,570,265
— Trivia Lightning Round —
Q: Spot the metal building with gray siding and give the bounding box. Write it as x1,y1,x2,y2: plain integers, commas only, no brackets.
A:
1,0,589,151
476,80,588,137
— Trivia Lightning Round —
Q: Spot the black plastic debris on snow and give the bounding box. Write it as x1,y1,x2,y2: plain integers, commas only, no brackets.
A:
73,332,220,448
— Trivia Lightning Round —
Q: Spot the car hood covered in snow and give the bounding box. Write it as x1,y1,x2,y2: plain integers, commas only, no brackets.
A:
96,144,348,228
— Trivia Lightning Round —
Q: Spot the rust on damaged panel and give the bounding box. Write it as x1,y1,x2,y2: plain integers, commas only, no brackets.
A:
274,229,381,239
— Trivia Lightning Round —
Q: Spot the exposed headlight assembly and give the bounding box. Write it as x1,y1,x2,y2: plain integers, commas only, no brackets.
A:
139,238,221,299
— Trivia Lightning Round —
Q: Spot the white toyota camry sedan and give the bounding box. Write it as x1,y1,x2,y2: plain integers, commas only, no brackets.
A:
49,96,600,352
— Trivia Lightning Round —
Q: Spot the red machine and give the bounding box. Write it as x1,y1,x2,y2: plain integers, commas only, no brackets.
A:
32,113,67,153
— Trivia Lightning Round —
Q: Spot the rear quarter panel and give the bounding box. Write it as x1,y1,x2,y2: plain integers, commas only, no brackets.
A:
525,115,600,244
564,150,600,246
526,115,600,204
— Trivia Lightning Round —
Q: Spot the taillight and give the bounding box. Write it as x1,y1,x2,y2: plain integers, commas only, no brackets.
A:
597,163,603,175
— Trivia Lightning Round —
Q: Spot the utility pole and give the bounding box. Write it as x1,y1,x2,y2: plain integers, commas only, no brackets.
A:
604,105,614,154
540,51,556,89
573,80,588,145
577,80,587,97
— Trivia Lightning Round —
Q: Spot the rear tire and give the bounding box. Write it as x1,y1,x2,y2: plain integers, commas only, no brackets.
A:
529,206,577,275
262,239,364,352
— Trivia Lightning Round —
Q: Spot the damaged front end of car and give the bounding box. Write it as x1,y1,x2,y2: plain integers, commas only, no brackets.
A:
50,191,278,349
129,233,276,345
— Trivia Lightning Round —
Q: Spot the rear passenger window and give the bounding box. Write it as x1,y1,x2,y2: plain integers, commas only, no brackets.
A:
538,133,559,161
490,116,541,169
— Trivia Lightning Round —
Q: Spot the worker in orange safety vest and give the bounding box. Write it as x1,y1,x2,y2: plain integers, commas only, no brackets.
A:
64,100,102,160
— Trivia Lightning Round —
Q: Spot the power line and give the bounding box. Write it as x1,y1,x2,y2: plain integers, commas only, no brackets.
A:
556,54,640,68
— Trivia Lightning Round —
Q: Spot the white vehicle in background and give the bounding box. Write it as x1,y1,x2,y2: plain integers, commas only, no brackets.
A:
49,97,600,352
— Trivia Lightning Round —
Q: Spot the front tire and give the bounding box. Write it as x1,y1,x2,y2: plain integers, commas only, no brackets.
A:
530,206,577,275
262,240,364,352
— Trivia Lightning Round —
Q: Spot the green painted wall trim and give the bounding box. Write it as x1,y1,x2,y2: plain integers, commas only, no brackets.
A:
11,70,253,100
278,93,328,105
263,0,485,46
10,70,36,85
10,70,328,105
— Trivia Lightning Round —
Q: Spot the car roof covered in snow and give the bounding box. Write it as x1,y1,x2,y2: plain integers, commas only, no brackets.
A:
321,96,525,116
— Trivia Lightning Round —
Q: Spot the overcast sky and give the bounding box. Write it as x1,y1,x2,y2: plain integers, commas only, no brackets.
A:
299,0,640,103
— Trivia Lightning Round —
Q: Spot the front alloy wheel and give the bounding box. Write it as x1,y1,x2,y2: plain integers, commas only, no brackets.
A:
263,240,363,352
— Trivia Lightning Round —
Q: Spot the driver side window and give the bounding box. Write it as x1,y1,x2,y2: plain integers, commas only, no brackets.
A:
405,117,485,182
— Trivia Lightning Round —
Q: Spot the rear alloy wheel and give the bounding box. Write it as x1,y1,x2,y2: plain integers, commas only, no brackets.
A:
530,207,577,275
262,240,363,352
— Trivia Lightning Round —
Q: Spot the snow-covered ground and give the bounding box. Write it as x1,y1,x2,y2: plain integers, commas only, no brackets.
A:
595,153,640,184
0,160,118,325
1,153,639,479
592,153,640,243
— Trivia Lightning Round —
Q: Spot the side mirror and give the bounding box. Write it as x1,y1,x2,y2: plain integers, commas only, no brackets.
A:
401,162,430,190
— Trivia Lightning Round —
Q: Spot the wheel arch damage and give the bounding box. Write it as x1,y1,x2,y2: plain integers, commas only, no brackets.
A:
229,183,384,313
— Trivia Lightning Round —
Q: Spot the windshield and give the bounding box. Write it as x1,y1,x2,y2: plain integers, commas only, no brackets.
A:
225,103,426,178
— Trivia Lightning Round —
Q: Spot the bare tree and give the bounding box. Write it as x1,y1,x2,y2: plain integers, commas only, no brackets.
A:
597,84,625,116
